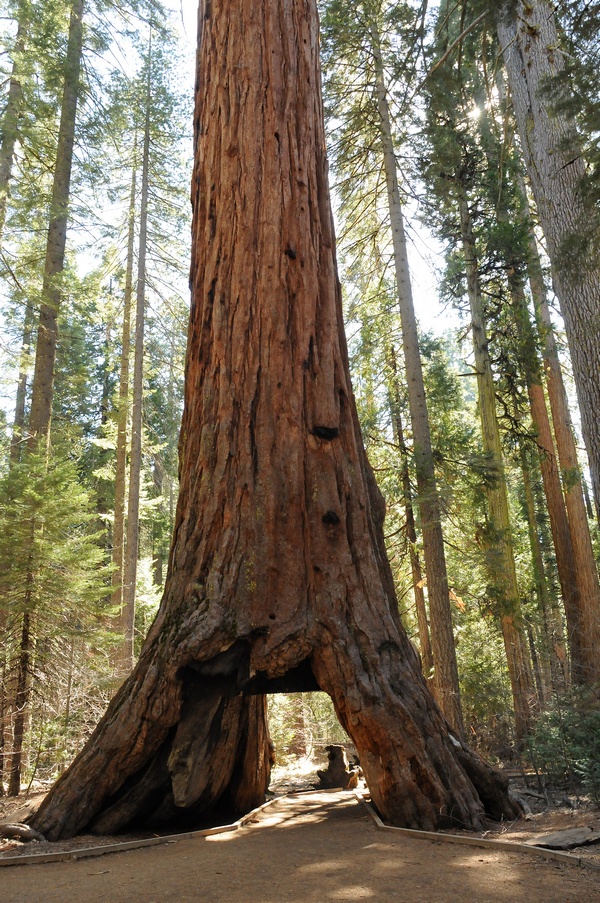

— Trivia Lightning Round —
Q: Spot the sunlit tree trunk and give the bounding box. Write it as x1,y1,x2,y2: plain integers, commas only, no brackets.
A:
27,0,84,445
30,0,518,840
9,304,35,465
7,0,84,797
497,0,600,540
371,21,463,736
509,277,583,681
7,581,33,795
520,450,566,695
0,3,27,246
121,42,152,675
387,344,434,684
111,154,137,669
520,193,600,685
458,188,534,739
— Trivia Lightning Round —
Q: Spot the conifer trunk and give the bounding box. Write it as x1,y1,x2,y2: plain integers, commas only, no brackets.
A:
0,605,9,795
121,43,152,674
27,0,84,444
522,202,600,685
0,5,26,245
9,303,35,465
7,586,33,795
509,278,583,681
387,346,434,683
371,21,463,736
520,451,566,694
111,155,137,643
458,189,534,738
497,0,600,549
7,0,84,796
30,0,518,840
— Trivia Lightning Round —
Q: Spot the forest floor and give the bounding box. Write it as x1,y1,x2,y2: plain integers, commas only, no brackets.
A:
1,764,600,902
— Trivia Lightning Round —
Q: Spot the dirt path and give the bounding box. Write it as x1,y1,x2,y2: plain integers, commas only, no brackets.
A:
2,792,600,903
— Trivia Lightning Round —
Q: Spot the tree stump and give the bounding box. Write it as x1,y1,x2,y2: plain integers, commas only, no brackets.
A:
29,0,519,840
317,746,359,790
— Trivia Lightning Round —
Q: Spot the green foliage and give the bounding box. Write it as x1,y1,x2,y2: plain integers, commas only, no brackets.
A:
0,439,114,784
0,442,110,629
267,693,349,764
525,691,600,803
456,615,515,755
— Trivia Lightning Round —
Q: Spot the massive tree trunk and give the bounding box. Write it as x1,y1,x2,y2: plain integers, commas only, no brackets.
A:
497,0,600,537
371,20,463,736
458,188,534,739
30,0,517,840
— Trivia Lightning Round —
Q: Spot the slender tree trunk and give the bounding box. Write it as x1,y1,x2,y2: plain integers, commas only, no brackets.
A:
27,0,84,444
509,278,583,681
7,0,84,796
520,450,566,695
387,345,434,683
458,189,534,739
111,155,137,652
30,0,518,840
497,0,600,533
0,7,27,246
9,303,35,465
371,22,463,736
120,44,152,675
521,197,600,685
7,588,33,796
526,621,544,708
1,303,35,792
0,611,8,795
583,479,594,520
152,455,164,586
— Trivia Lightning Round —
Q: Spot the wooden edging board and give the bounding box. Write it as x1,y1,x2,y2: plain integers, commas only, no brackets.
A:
356,792,600,873
0,796,283,868
0,788,343,868
1,787,599,872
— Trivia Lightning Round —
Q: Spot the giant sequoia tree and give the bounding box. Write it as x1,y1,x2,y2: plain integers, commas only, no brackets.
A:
30,0,517,839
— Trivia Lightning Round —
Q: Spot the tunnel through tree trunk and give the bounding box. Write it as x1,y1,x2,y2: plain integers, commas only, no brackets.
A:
30,0,518,840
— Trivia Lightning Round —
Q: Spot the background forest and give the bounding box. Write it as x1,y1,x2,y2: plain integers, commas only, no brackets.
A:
1,0,599,803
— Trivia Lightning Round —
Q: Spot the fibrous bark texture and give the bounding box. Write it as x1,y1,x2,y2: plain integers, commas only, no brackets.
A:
30,0,517,840
121,39,152,676
371,21,463,737
27,0,83,444
497,0,600,684
458,189,534,738
111,156,136,660
522,198,600,686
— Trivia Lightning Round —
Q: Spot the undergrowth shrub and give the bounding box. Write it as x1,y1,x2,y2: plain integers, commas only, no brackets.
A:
525,690,600,803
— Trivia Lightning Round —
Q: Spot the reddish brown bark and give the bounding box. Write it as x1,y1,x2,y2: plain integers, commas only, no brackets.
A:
27,0,83,444
30,0,517,839
523,212,600,685
371,22,463,736
498,0,600,554
387,346,434,684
